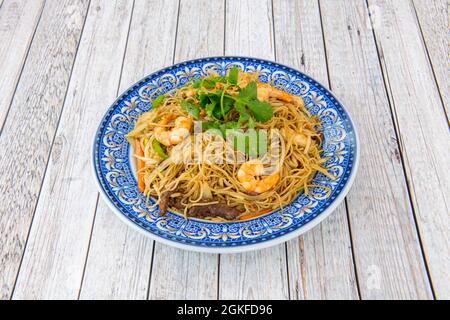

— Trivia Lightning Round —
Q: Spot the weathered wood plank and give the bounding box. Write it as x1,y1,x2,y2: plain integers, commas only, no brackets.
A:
147,0,224,300
79,203,154,300
368,0,450,299
0,0,45,128
412,0,449,116
12,0,134,299
287,206,359,299
219,0,289,300
319,0,433,299
273,0,359,300
0,0,89,300
79,0,179,300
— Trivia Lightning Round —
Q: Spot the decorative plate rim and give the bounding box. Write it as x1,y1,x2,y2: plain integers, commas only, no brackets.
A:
91,56,360,254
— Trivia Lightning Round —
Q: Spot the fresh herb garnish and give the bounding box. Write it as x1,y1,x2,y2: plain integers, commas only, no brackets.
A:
184,70,274,131
192,78,202,88
181,101,200,119
245,99,273,122
205,101,216,118
202,78,216,89
234,81,273,122
228,66,239,85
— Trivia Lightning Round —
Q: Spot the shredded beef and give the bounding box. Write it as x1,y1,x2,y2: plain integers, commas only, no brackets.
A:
188,203,241,220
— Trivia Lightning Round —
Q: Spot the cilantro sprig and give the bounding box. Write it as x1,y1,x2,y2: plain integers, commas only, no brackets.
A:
181,67,275,156
196,79,273,125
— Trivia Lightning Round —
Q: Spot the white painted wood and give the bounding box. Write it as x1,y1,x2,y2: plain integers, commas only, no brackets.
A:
287,206,359,299
219,247,288,299
368,0,450,299
0,0,89,300
273,0,359,300
12,0,134,299
412,0,449,116
79,0,179,300
0,0,445,300
0,0,44,128
147,0,224,300
224,0,275,57
149,246,219,300
219,0,289,300
79,202,154,300
117,0,180,92
320,0,432,299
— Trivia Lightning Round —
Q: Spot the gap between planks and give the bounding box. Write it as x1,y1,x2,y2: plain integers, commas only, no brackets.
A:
366,0,449,298
0,0,46,134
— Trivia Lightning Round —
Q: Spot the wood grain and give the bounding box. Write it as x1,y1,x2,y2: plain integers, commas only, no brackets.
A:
412,0,449,116
368,0,450,299
320,0,432,299
273,0,359,300
219,0,289,300
0,0,89,300
79,203,154,300
0,0,44,128
1,0,446,300
12,0,133,299
79,0,179,300
147,0,224,300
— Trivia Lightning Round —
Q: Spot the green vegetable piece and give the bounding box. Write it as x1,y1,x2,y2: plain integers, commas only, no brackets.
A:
221,94,234,118
152,139,168,159
228,67,239,85
205,101,216,118
247,100,273,122
247,116,256,129
181,101,200,119
202,79,216,89
239,81,258,100
198,93,210,107
152,94,165,107
192,78,202,88
202,122,220,131
215,76,228,83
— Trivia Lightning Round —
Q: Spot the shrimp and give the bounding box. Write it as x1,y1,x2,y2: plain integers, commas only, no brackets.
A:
154,114,192,146
237,160,280,194
257,83,293,103
235,71,294,103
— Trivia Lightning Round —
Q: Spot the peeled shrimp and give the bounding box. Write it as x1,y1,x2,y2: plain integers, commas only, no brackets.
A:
257,83,293,103
237,160,279,194
235,71,294,103
154,114,192,146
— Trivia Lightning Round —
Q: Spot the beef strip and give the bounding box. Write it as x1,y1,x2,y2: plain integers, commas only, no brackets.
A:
159,190,185,215
168,196,185,210
188,203,241,220
158,191,171,216
159,191,241,220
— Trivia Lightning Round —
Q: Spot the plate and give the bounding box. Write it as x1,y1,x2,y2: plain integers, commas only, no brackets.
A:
92,56,359,253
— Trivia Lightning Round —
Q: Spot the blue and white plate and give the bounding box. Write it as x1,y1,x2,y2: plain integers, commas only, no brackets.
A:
92,57,359,253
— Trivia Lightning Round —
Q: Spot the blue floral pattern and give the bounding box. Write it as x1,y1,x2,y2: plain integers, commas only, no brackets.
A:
93,57,358,249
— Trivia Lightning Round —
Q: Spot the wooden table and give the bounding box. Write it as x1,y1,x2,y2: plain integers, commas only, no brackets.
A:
0,0,448,300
